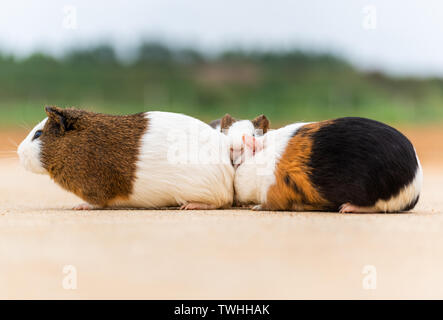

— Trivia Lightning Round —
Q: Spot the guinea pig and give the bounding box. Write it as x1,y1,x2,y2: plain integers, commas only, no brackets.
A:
18,106,234,210
209,114,270,167
234,117,422,213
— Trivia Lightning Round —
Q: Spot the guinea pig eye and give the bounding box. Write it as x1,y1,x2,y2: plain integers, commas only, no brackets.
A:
32,130,43,141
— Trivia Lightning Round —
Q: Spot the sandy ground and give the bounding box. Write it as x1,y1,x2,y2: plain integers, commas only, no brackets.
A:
0,127,443,299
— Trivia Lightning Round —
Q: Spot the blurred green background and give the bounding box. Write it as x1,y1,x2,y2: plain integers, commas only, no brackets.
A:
2,42,443,128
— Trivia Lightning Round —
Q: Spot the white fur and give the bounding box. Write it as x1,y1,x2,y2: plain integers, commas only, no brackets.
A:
17,118,48,174
227,120,255,139
373,154,423,212
225,120,258,166
226,120,255,148
112,111,234,208
234,122,309,204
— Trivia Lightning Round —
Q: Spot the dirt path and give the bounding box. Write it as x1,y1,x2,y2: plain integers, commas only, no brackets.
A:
0,127,443,299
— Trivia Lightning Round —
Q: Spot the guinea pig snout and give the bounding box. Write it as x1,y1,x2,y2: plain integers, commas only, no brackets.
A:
17,141,25,164
231,148,243,168
230,140,244,166
17,137,46,174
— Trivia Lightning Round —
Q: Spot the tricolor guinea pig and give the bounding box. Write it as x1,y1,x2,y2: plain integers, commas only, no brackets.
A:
234,117,422,213
18,106,234,210
209,113,270,166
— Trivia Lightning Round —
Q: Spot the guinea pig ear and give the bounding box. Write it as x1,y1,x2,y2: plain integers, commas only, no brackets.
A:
252,114,270,135
220,114,236,132
45,106,75,132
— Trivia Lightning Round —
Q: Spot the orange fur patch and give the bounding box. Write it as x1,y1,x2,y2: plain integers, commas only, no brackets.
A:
264,121,332,211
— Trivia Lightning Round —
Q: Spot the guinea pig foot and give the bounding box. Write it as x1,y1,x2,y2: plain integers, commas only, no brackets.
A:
252,204,264,211
180,203,217,210
73,203,95,210
339,203,375,213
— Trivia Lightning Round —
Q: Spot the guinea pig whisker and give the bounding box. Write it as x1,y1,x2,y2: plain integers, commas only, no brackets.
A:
19,116,31,128
7,138,18,148
19,123,31,130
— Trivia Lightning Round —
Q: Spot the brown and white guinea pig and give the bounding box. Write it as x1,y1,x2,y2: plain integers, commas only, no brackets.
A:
209,114,270,167
18,106,234,210
234,117,422,213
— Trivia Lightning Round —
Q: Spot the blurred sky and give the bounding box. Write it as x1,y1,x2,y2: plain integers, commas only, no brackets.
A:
1,0,443,76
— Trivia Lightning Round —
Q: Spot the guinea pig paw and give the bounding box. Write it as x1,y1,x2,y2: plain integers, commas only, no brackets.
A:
339,203,378,213
339,203,367,213
252,204,264,211
180,203,217,210
73,203,95,211
339,203,354,213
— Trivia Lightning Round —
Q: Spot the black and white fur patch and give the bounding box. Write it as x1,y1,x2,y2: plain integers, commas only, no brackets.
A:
306,117,421,211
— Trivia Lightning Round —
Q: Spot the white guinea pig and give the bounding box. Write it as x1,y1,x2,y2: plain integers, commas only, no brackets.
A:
209,113,270,167
18,106,234,210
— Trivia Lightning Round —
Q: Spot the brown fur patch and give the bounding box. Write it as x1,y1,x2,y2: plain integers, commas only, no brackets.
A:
40,106,148,207
251,114,269,134
220,114,236,131
264,121,332,211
